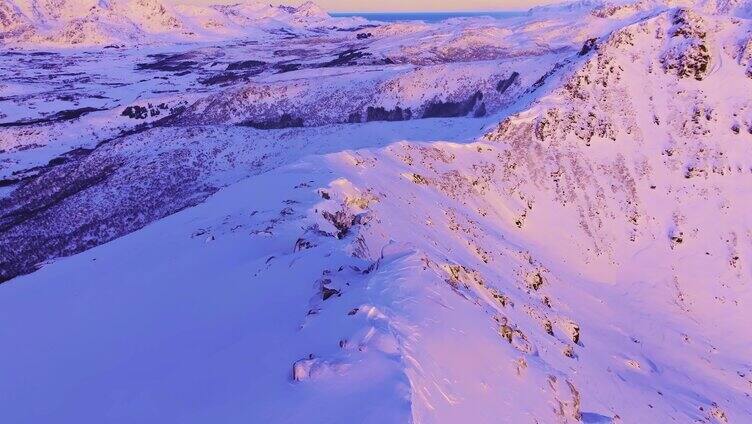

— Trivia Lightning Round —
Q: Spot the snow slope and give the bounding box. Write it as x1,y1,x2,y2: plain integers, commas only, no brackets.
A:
1,1,752,423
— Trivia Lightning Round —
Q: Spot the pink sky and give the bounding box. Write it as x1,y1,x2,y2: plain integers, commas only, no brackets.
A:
296,0,545,11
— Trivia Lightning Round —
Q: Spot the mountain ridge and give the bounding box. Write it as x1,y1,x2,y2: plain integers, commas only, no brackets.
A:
0,0,358,45
0,1,750,422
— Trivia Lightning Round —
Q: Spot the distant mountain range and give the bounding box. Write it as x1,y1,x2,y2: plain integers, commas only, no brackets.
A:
0,0,362,45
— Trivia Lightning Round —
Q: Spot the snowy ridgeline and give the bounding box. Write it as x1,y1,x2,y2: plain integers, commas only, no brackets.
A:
2,0,752,46
1,1,752,423
0,0,364,45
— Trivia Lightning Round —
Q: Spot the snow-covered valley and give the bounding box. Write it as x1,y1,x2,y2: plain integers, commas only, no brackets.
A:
1,1,752,423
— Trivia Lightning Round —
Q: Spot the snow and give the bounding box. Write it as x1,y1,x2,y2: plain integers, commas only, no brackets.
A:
0,0,366,45
1,1,752,423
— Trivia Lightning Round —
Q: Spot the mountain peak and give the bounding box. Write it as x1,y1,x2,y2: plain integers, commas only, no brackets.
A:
0,0,340,45
294,1,327,18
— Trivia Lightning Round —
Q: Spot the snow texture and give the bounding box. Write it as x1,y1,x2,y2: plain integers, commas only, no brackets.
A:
1,1,751,423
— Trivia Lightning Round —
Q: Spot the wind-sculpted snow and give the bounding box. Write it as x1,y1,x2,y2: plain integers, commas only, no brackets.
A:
1,1,752,423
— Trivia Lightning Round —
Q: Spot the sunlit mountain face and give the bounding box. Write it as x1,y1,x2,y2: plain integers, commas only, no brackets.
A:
1,1,751,423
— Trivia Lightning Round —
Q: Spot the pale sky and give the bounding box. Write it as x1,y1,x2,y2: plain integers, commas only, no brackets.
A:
292,0,545,12
174,0,551,12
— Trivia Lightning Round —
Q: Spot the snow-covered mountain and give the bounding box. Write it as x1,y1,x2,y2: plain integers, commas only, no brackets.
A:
1,1,751,423
0,0,362,45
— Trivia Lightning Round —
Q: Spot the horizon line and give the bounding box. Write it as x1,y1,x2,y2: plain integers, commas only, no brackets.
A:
328,9,530,13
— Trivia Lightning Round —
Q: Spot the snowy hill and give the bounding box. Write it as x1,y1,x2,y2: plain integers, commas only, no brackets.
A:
1,1,751,423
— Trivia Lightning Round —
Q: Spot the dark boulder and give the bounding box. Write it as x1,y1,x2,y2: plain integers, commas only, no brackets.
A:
423,91,483,118
496,71,520,93
366,106,412,122
240,114,304,130
578,38,597,56
226,60,266,71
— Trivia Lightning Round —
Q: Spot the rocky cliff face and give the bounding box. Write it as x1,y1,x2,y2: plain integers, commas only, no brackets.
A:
173,60,545,128
0,0,31,37
288,8,751,421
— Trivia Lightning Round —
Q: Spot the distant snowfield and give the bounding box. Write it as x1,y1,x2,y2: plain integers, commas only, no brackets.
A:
328,11,527,23
1,0,752,423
